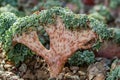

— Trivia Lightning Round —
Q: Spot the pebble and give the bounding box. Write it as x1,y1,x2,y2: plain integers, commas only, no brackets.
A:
0,64,4,71
72,75,80,80
65,75,80,80
22,70,35,80
3,64,13,70
87,61,107,80
70,66,79,73
63,67,70,73
78,71,86,76
58,73,64,80
94,73,106,80
0,71,24,80
19,63,27,73
64,72,72,77
34,62,40,69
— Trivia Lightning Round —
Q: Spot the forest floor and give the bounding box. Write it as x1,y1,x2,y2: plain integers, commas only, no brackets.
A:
0,49,114,80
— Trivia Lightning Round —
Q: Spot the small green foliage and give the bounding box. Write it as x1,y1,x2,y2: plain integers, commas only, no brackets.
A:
0,4,25,16
106,66,120,80
89,17,112,40
106,59,120,80
110,0,120,9
68,50,95,66
90,5,113,22
38,7,88,29
109,28,120,43
92,40,102,51
0,12,17,43
62,14,88,29
113,30,120,43
33,0,62,12
7,44,34,65
0,0,18,7
88,12,106,23
38,7,73,25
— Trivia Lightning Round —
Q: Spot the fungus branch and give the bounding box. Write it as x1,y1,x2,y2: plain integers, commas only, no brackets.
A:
13,17,97,77
1,7,113,78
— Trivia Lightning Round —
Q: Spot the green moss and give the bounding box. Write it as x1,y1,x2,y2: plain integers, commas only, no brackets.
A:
106,66,120,80
68,50,95,66
0,0,18,7
90,5,113,22
0,4,25,17
110,0,120,9
89,17,112,40
32,0,62,12
106,59,120,80
88,12,106,23
7,44,34,65
109,28,120,43
0,12,17,43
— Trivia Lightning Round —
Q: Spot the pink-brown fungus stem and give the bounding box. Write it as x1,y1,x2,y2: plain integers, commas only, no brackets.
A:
13,17,97,78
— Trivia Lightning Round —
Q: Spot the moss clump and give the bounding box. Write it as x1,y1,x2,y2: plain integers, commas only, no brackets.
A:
89,5,113,22
0,12,17,43
0,4,25,17
32,0,62,12
7,44,34,65
109,28,120,43
88,12,106,23
89,17,112,40
106,59,120,80
110,0,120,9
68,50,95,66
0,0,18,7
